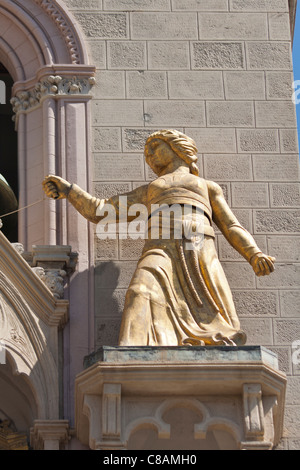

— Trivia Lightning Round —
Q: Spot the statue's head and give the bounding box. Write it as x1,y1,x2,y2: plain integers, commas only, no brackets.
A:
144,129,199,176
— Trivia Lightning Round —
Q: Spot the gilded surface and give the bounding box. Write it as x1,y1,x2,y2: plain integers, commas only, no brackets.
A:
43,130,275,346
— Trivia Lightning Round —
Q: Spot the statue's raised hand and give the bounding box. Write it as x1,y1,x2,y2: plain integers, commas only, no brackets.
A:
250,252,276,277
43,175,72,200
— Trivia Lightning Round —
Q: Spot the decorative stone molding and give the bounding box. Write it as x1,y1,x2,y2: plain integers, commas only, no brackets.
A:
34,0,82,64
10,75,96,120
76,346,287,450
30,420,70,450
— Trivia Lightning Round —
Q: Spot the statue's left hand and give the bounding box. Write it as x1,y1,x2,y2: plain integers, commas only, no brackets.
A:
250,253,276,277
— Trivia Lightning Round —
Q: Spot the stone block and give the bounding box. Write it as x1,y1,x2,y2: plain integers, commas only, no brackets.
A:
268,13,291,40
93,182,132,199
231,182,269,208
95,261,136,289
256,263,300,289
254,209,300,234
239,318,273,345
237,129,279,153
222,261,256,288
126,71,168,99
103,0,170,10
199,13,268,40
246,42,292,70
87,40,106,68
148,41,190,70
275,319,300,344
232,289,279,317
279,290,300,317
122,128,162,152
267,236,300,261
172,0,228,10
144,100,206,127
107,41,147,69
286,376,300,405
186,127,237,153
229,0,289,12
252,154,300,181
266,72,294,99
64,0,102,8
207,101,254,127
74,12,128,38
119,237,145,260
203,154,252,181
93,127,122,152
224,71,265,99
95,317,122,347
94,71,125,98
94,153,145,181
95,236,118,261
168,71,224,99
270,183,300,207
92,100,144,126
95,287,126,316
192,41,245,69
131,12,198,39
255,101,296,128
279,129,299,153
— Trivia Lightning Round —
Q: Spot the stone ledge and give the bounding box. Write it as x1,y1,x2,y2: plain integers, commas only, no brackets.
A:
76,346,286,450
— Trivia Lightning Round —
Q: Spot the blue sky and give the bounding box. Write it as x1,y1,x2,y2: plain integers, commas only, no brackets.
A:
293,4,300,141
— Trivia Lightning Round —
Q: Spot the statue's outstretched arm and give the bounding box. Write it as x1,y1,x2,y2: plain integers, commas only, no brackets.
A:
208,180,275,277
43,175,102,224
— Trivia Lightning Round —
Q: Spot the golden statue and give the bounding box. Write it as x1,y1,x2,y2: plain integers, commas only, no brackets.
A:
43,130,275,347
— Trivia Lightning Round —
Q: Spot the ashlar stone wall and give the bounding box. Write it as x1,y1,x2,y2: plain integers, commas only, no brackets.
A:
62,0,300,449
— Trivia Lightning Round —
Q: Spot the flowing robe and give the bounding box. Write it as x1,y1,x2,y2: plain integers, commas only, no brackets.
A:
67,173,262,346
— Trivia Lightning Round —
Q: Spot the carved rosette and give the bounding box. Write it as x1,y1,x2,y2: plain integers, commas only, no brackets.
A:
10,75,96,120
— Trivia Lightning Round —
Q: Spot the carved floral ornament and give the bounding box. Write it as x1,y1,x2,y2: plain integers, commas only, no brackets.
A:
10,75,96,119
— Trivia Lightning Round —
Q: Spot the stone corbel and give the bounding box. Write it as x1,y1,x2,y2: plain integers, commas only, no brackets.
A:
23,245,78,300
30,420,70,450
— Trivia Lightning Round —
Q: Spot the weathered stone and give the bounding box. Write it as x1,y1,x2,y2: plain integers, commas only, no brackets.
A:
94,153,145,181
246,42,292,70
280,290,300,317
148,41,190,69
93,127,122,152
237,129,279,153
270,183,300,207
229,0,288,12
94,70,125,98
187,127,237,153
199,13,268,40
232,290,279,316
239,318,273,345
268,13,291,40
266,72,294,99
144,100,206,127
256,263,300,289
203,154,252,181
103,0,171,10
131,12,198,39
275,319,300,344
222,261,256,288
224,71,265,99
107,41,147,69
207,101,254,127
122,128,161,151
95,261,136,289
87,40,106,68
279,129,299,153
232,182,269,208
126,71,168,99
255,209,300,234
93,100,144,126
192,41,245,69
172,0,228,10
255,101,296,128
252,154,300,181
93,182,132,199
168,71,224,99
267,236,300,261
74,12,128,38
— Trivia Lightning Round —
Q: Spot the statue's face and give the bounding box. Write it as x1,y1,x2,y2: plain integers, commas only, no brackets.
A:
145,138,178,175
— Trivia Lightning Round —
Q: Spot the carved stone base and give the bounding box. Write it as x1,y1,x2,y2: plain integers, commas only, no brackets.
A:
75,346,286,450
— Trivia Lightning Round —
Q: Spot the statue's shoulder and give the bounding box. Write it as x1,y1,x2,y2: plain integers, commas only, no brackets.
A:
206,180,224,197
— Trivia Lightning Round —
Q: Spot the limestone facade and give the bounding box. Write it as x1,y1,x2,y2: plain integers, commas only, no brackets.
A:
0,0,299,450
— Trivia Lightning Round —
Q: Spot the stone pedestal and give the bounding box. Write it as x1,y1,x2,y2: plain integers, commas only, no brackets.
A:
75,346,286,450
